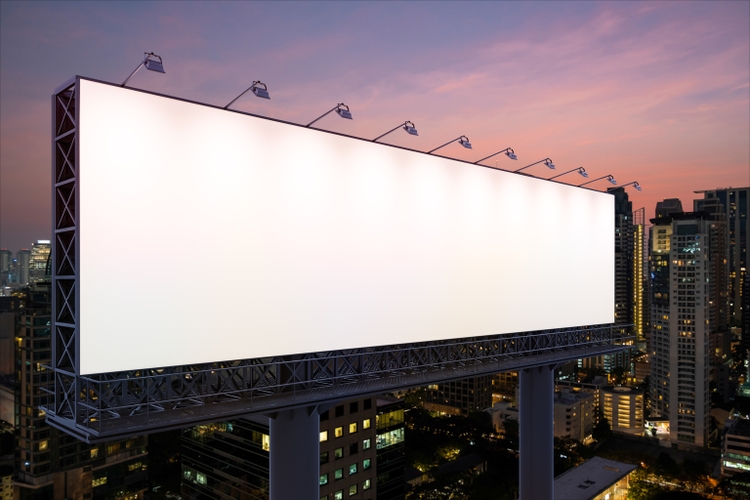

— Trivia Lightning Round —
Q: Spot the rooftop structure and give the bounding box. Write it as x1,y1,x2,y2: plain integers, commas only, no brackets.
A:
553,456,637,500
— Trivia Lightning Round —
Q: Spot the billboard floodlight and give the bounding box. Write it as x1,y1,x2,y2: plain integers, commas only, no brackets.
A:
619,181,642,191
579,174,617,187
474,147,517,165
515,157,555,173
122,52,165,87
428,135,472,154
307,103,353,128
549,166,588,181
372,121,419,142
224,81,270,109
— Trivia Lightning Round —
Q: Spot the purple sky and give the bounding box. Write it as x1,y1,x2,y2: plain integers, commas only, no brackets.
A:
1,1,748,252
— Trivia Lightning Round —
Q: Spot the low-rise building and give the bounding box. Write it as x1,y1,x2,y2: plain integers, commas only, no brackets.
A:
554,456,637,500
721,418,750,477
601,386,644,436
554,389,596,443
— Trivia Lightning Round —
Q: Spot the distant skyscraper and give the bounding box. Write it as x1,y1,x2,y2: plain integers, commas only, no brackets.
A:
16,250,30,286
423,376,492,415
0,250,11,287
695,187,749,327
649,208,713,447
28,240,51,284
581,188,642,374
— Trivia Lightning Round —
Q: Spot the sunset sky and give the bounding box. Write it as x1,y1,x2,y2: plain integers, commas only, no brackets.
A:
1,1,748,252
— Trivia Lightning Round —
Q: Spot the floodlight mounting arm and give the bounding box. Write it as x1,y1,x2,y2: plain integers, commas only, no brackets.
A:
373,121,416,142
549,166,587,180
225,81,268,109
474,147,516,164
428,135,470,154
122,52,163,87
579,174,616,187
307,103,350,128
619,181,642,191
515,157,553,173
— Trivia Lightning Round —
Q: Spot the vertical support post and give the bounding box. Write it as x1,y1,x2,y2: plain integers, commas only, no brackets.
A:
269,407,320,500
519,364,555,500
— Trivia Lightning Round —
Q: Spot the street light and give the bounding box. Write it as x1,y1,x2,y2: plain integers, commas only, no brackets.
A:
307,103,353,128
579,174,617,187
428,135,472,154
224,81,270,109
372,121,418,142
618,181,643,191
515,158,555,173
122,52,165,87
473,147,517,164
548,167,588,181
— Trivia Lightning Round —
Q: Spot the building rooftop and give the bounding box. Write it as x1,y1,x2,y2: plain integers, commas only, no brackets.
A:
726,417,750,438
554,456,637,500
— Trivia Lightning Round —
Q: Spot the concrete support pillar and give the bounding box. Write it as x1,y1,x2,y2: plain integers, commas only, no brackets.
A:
269,407,319,500
519,364,555,500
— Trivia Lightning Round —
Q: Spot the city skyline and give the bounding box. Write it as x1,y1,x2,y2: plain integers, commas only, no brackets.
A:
1,1,748,252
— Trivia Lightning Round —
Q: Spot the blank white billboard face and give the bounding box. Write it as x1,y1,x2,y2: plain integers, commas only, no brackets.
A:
77,78,613,375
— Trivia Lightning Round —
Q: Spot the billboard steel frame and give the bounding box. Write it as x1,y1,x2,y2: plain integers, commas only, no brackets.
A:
45,77,630,443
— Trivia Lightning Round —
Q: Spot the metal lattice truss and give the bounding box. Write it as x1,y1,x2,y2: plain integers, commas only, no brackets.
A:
44,77,632,443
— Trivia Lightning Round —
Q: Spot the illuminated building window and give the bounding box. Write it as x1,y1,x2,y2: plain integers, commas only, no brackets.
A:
349,422,357,434
362,419,371,429
320,431,328,442
335,426,343,438
334,469,343,480
349,463,357,475
349,484,357,496
363,458,371,470
320,473,328,486
363,479,371,490
362,438,371,450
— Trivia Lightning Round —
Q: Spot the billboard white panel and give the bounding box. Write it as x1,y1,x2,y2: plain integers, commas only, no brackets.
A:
78,78,613,375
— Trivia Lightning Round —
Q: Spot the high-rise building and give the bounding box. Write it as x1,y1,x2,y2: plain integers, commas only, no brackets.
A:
649,209,713,447
181,396,399,500
695,187,749,328
0,250,12,287
581,188,643,374
423,376,492,415
28,241,51,285
16,250,30,286
14,282,148,500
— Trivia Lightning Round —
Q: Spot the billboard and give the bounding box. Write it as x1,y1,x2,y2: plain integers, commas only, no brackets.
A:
77,78,613,375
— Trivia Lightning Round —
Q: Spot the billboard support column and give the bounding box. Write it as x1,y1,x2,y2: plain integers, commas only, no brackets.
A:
269,406,320,500
519,364,556,500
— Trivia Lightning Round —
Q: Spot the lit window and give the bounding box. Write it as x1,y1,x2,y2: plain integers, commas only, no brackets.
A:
362,439,371,450
320,473,328,486
262,434,270,452
335,447,343,459
90,448,99,459
335,426,343,438
349,422,357,434
334,491,343,500
349,463,357,475
362,419,371,430
349,484,357,496
320,431,328,442
363,479,371,490
335,469,343,480
363,458,371,470
39,440,48,451
92,476,107,487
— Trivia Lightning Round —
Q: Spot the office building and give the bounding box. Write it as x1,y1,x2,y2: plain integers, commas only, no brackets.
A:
14,282,148,500
181,396,401,500
553,388,596,443
695,187,749,328
721,418,750,477
423,376,492,415
375,396,405,500
181,419,271,500
28,242,51,285
600,387,644,436
0,251,11,287
16,250,30,286
649,208,713,447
